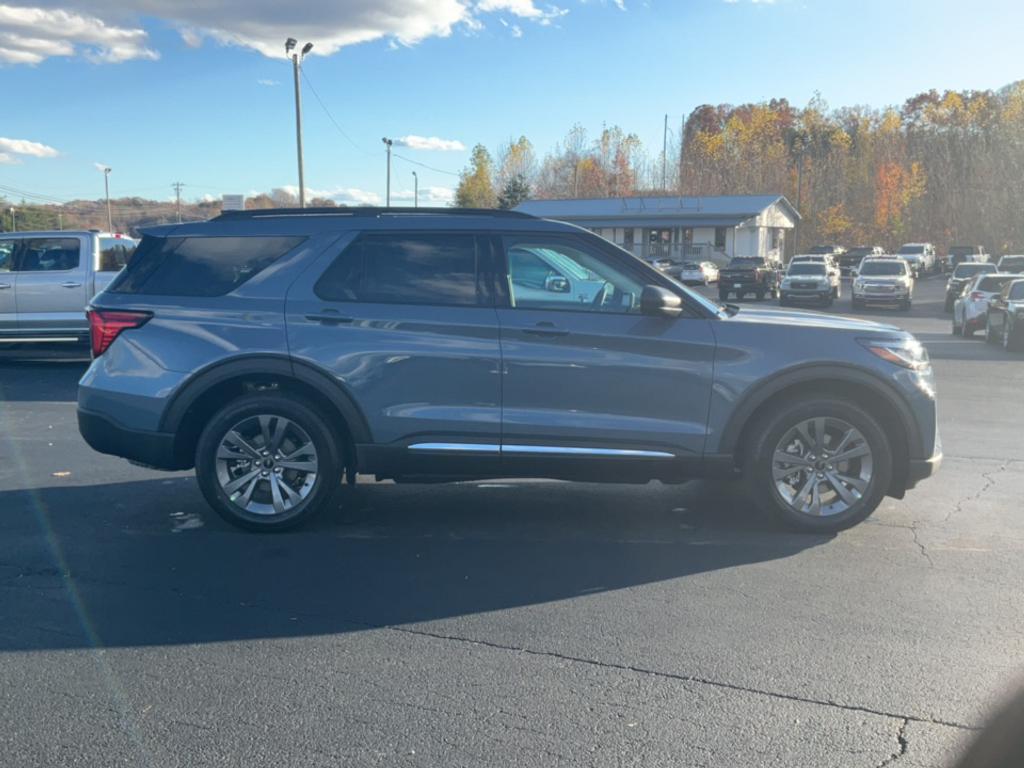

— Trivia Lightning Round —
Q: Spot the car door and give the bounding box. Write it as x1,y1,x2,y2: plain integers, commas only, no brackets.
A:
286,230,504,459
13,235,89,334
495,232,717,462
0,237,16,332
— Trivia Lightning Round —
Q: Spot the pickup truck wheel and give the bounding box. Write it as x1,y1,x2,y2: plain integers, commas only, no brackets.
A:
743,398,893,533
195,393,343,532
985,316,998,344
899,299,912,312
718,288,729,301
754,290,765,301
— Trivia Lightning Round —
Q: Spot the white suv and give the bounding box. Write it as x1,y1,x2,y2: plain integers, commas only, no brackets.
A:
852,258,914,311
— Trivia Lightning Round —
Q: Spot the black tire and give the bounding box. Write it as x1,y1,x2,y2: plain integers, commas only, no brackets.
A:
985,316,998,344
755,290,765,301
195,392,344,532
944,296,954,313
719,289,729,301
824,295,834,308
951,317,962,336
742,397,893,533
779,297,789,307
899,299,911,312
851,298,863,310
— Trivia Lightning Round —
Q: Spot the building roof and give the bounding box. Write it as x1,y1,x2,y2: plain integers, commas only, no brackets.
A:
514,194,800,228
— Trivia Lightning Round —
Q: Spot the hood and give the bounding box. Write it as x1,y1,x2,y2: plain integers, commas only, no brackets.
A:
723,305,904,335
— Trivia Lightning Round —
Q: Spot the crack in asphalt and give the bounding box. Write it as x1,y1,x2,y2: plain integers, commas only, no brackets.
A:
383,624,979,732
876,717,910,767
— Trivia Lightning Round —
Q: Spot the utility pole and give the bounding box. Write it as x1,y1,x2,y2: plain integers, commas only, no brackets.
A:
661,113,668,192
57,210,62,231
172,181,184,223
8,207,15,232
286,38,313,208
382,137,393,207
412,171,418,208
795,152,804,255
101,166,112,232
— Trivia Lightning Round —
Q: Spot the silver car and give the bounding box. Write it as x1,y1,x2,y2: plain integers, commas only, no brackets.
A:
952,273,1020,337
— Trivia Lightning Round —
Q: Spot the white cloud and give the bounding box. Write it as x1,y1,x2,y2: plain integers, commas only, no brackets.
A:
394,135,466,151
0,4,157,64
256,78,279,86
0,1,593,64
391,185,455,205
276,184,383,206
0,137,59,158
0,152,17,164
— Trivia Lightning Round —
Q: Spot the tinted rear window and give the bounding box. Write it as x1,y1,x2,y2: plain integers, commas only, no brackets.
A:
315,233,490,307
999,257,1024,271
1011,283,1024,300
108,235,303,296
978,276,1016,292
727,258,762,268
898,245,925,254
952,263,995,278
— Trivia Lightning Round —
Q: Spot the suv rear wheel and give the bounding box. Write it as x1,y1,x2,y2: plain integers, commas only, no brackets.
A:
195,392,343,531
743,398,893,533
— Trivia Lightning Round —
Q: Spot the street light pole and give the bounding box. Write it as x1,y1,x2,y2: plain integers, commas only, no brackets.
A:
412,171,418,208
381,138,393,207
286,38,313,208
102,167,112,232
8,207,15,233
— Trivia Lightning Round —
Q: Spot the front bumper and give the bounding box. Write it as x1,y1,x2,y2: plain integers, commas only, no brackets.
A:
906,452,942,489
781,289,831,303
853,288,910,304
77,408,187,470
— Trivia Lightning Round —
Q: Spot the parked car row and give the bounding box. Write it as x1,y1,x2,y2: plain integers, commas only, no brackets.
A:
645,257,721,286
951,272,1024,351
944,256,1024,311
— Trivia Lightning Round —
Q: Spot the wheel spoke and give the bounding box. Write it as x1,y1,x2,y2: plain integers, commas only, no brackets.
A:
792,475,816,511
268,418,289,454
809,480,822,515
830,428,856,457
217,443,250,461
258,415,275,451
774,451,813,468
277,477,304,505
831,443,870,463
269,473,287,514
224,430,260,460
238,475,261,507
278,459,318,473
825,471,859,506
224,468,262,495
813,417,826,451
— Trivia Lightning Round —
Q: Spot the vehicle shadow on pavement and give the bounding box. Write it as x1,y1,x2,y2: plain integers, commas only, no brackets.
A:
0,358,89,402
0,476,828,653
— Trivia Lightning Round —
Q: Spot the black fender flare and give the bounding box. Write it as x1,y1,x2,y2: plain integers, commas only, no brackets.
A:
715,363,922,458
159,354,372,444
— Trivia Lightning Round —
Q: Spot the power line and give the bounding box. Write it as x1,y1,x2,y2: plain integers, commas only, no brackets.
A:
300,68,372,156
391,152,460,178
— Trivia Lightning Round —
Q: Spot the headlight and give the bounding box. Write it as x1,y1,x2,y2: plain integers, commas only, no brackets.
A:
859,337,930,371
781,278,792,287
854,279,865,290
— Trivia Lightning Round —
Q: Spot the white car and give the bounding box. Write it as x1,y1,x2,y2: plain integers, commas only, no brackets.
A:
851,258,914,311
896,243,937,276
676,261,718,285
951,272,1021,337
789,254,841,296
996,255,1024,274
779,262,838,307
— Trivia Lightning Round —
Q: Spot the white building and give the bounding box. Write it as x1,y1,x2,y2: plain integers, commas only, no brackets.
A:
515,194,800,265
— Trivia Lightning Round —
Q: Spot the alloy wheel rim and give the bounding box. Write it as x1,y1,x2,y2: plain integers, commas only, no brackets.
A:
215,415,319,517
772,417,873,518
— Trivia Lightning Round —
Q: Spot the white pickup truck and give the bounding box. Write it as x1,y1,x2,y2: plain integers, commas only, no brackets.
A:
0,230,137,344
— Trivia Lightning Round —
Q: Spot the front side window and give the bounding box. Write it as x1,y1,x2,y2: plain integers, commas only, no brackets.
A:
1010,282,1024,300
504,237,645,313
0,240,14,272
315,232,490,307
15,238,80,272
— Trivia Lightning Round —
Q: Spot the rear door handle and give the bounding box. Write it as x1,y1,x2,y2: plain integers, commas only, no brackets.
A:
306,310,354,325
60,282,83,288
0,283,11,289
521,323,569,337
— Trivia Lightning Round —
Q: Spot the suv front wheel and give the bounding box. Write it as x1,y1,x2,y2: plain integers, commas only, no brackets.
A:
195,393,343,531
743,398,893,533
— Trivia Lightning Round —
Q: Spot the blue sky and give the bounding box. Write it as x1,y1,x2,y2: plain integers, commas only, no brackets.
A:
1,0,1022,207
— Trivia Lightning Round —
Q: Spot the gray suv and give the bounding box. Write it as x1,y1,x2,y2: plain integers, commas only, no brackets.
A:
77,208,941,532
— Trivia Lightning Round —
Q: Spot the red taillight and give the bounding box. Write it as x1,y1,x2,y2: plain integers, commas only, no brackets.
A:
88,309,151,357
970,291,985,301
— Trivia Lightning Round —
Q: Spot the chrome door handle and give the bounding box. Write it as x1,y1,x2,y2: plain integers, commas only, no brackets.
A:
60,282,83,288
0,283,11,289
522,327,569,337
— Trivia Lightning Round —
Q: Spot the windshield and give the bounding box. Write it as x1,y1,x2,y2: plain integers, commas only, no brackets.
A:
859,261,907,276
898,245,925,255
952,263,995,278
788,263,827,275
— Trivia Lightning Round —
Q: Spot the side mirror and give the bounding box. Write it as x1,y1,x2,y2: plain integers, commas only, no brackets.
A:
544,275,570,293
641,285,683,317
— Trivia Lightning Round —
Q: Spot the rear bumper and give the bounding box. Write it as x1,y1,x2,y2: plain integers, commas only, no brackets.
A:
77,408,187,470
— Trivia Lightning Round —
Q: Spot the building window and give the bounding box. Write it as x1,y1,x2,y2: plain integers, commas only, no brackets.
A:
770,228,782,250
623,229,634,248
714,227,727,250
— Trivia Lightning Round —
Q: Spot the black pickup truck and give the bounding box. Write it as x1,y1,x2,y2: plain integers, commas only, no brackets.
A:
718,257,781,301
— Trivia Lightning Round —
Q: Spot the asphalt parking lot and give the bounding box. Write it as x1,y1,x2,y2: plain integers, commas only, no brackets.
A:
1,275,1022,767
